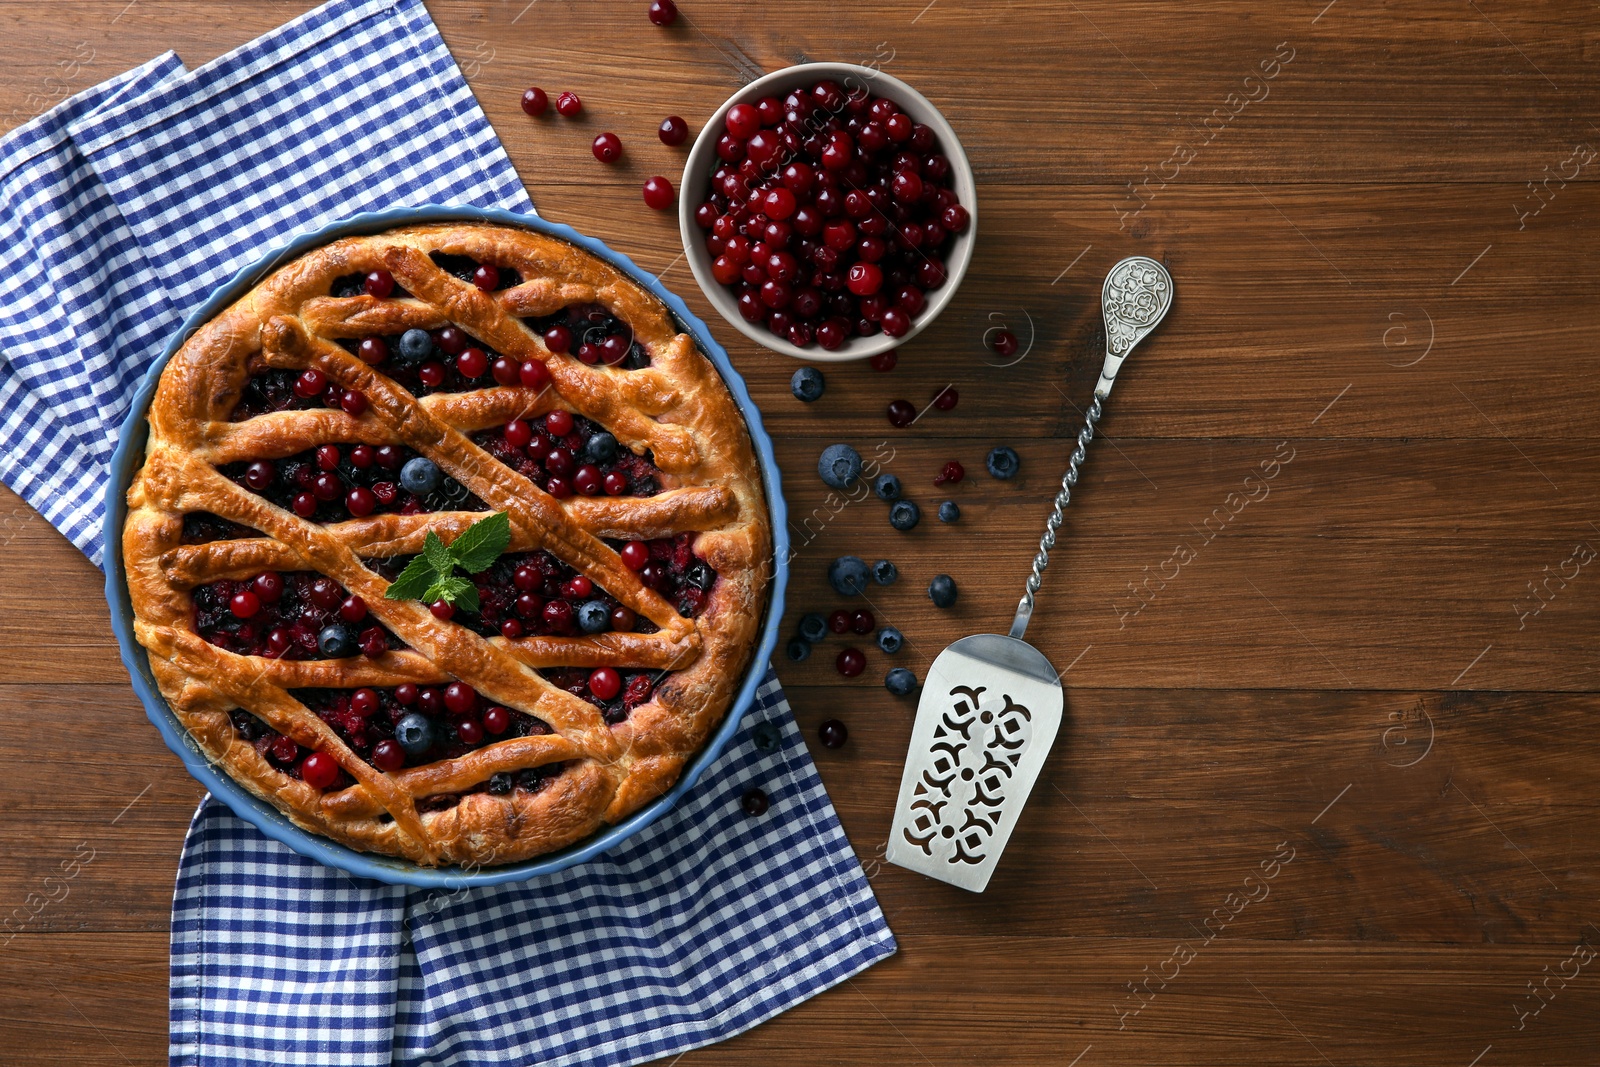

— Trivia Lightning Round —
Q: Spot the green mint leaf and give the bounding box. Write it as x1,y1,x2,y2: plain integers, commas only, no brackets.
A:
447,511,512,573
384,553,438,601
422,529,454,578
423,574,477,612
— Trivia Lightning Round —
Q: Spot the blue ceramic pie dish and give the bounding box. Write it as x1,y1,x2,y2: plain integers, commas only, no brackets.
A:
103,205,788,888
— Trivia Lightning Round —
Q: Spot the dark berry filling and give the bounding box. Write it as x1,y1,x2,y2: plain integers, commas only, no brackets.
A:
193,571,403,660
230,367,359,421
182,512,261,544
289,683,551,769
523,303,651,369
337,327,517,398
434,548,661,639
330,272,412,300
220,445,482,523
471,411,663,499
539,666,659,725
609,532,719,618
427,252,522,291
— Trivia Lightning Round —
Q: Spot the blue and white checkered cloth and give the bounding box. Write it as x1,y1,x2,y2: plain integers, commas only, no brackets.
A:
0,1,893,1062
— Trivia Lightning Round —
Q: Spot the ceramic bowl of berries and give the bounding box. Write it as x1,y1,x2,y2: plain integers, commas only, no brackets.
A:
105,205,787,886
680,62,976,361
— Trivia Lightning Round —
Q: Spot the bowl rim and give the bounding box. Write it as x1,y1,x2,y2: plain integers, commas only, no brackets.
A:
102,204,790,888
677,60,977,364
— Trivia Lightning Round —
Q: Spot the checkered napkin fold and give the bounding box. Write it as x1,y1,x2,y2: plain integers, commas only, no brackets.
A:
0,1,893,1063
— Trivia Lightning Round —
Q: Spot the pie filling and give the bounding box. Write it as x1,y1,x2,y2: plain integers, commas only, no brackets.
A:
522,302,652,369
192,571,402,660
472,411,664,499
182,512,262,544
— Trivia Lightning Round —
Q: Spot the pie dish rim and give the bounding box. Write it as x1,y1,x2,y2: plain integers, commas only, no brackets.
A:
103,204,789,888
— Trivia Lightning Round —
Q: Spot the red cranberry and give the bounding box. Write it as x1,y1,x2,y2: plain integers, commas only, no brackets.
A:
917,257,947,289
742,787,769,816
504,418,533,448
815,319,848,350
300,751,340,790
836,647,866,677
491,356,519,385
543,599,575,633
603,471,628,496
339,595,368,623
349,445,374,469
725,103,760,139
828,609,851,634
990,329,1019,357
574,465,601,496
932,386,958,411
782,161,815,194
265,628,292,657
444,682,478,715
520,360,552,389
642,176,674,210
433,327,466,355
230,590,261,619
736,290,764,323
762,187,797,221
351,688,379,717
852,610,875,634
592,132,623,163
292,492,316,517
375,445,402,470
474,264,501,291
363,270,394,298
252,572,283,603
715,133,745,164
620,541,650,571
812,80,845,111
307,578,341,611
395,683,418,705
483,706,511,735
564,575,594,599
856,235,887,262
589,667,622,701
846,262,883,296
372,739,405,771
268,736,299,764
500,618,524,639
639,562,668,590
245,461,275,490
545,448,575,476
556,91,582,118
359,627,387,657
430,599,455,620
747,129,782,168
456,718,484,745
880,307,912,337
293,369,327,398
895,286,927,316
910,123,936,152
600,334,630,365
313,472,342,502
521,87,549,117
545,410,574,436
820,131,853,170
513,564,540,591
756,95,782,124
315,445,340,471
545,476,573,498
819,719,849,748
891,170,923,203
610,605,637,631
887,399,916,427
659,115,688,145
648,0,677,25
712,255,741,286
870,349,898,372
341,390,367,416
543,325,573,354
456,348,488,379
515,593,543,619
418,688,443,715
371,481,397,505
418,361,447,387
935,460,965,486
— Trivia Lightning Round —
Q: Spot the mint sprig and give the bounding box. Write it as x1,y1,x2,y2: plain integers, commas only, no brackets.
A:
384,511,511,613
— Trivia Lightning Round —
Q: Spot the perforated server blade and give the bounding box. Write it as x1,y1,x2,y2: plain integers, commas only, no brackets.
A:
886,256,1174,892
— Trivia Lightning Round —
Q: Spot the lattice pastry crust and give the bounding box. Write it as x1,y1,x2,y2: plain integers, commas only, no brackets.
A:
121,223,771,867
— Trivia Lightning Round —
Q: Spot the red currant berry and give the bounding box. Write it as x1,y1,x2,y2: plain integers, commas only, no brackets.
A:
520,360,552,390
230,590,261,619
430,599,455,620
592,132,623,163
300,751,340,790
642,176,674,210
620,541,649,570
932,386,958,411
589,667,622,700
521,86,549,117
659,115,688,145
357,337,388,365
836,647,866,677
364,270,394,298
444,682,478,715
648,0,677,26
339,595,368,623
556,91,582,118
483,706,511,735
870,349,897,372
545,409,574,436
371,739,405,771
887,399,916,427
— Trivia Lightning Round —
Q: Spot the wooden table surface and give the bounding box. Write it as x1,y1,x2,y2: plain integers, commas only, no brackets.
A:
4,1,1599,1063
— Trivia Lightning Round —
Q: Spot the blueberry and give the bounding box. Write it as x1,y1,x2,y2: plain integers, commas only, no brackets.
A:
751,721,782,752
487,772,513,795
400,457,443,496
577,600,611,634
871,559,898,585
317,623,357,658
798,612,828,643
818,443,863,490
584,432,619,465
873,473,902,501
791,366,825,402
828,555,870,596
397,328,434,364
885,667,918,696
889,500,921,531
927,574,958,608
877,626,904,654
938,500,960,523
786,636,812,662
394,712,436,757
986,446,1021,479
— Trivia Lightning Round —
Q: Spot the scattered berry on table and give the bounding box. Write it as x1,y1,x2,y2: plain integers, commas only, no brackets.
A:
990,329,1019,357
786,636,811,662
828,555,870,596
648,0,678,26
592,132,623,163
790,366,825,402
521,87,549,117
932,386,959,411
741,786,769,816
642,176,675,210
986,446,1020,479
889,500,921,531
887,399,916,427
852,609,875,634
817,443,862,489
927,574,958,608
828,610,852,635
885,667,918,696
871,559,898,585
939,500,960,523
934,460,965,486
873,473,902,501
870,349,898,372
658,115,688,145
799,612,828,643
751,721,782,752
836,647,866,677
818,719,849,748
877,626,904,654
556,91,582,118
400,456,442,496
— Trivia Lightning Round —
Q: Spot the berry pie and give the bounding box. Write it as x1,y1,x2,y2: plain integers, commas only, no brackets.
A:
122,222,772,867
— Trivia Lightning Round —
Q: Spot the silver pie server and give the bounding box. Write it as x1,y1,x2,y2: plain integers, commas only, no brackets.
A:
886,256,1174,892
